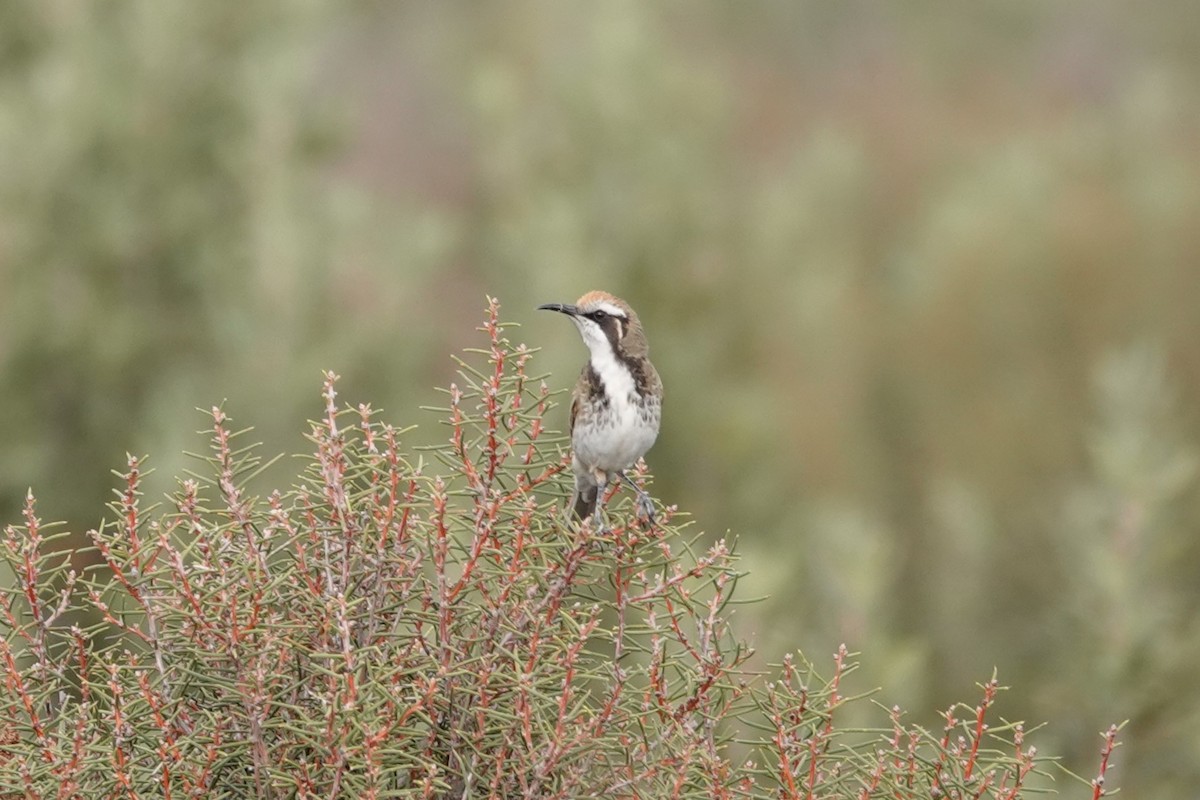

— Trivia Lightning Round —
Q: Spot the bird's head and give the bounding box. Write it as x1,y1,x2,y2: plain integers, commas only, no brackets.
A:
538,290,649,361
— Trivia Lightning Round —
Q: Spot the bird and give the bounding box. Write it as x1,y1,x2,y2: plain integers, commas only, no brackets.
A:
538,290,662,529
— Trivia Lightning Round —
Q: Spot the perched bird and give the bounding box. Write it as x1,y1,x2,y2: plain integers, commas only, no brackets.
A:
538,291,662,528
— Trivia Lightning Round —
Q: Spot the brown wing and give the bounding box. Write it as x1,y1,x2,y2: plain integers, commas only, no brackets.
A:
569,391,580,438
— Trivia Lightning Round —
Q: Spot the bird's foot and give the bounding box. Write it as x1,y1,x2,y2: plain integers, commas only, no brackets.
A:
617,471,656,526
591,506,609,536
635,491,657,525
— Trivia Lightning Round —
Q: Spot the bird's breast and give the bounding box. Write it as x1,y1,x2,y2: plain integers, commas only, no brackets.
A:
572,394,660,472
572,350,661,472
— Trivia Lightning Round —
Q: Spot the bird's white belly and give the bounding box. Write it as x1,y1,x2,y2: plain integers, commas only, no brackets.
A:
573,397,659,473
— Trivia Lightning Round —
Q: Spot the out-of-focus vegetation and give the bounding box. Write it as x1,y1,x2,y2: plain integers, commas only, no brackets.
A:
1,1,1198,793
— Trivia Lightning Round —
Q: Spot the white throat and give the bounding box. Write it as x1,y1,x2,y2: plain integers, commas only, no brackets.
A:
572,316,636,403
588,338,637,406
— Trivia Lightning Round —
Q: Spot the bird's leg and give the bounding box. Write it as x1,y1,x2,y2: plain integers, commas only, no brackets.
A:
618,471,656,525
591,469,609,532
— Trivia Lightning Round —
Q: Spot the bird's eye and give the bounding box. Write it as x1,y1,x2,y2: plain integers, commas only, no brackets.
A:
592,310,607,320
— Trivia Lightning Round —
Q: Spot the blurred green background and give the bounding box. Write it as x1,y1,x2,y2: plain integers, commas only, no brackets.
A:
3,1,1199,792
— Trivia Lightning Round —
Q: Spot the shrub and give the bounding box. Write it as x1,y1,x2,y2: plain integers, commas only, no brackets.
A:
0,299,1120,798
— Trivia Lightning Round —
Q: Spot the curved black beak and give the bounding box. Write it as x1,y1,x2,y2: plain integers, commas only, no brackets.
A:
537,302,579,316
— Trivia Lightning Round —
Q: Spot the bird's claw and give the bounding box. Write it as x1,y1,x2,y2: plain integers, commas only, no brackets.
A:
615,470,657,526
635,491,656,526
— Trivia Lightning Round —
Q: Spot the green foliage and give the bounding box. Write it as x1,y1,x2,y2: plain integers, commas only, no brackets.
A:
0,1,452,529
0,303,1117,798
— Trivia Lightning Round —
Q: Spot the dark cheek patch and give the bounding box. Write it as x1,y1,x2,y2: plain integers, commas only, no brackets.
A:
601,316,623,352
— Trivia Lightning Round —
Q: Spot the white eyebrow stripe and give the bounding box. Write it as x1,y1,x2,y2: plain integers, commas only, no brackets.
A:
593,302,627,318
